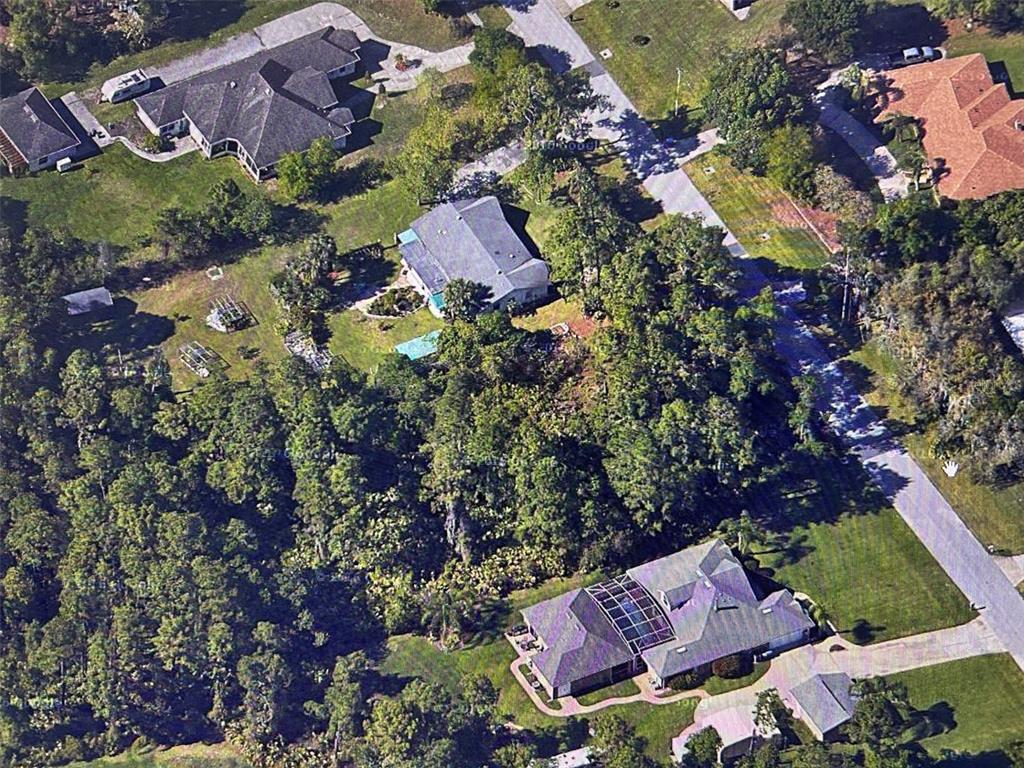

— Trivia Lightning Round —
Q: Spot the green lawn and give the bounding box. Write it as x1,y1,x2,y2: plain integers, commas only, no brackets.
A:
759,502,975,643
0,143,250,247
701,661,771,696
129,246,289,382
575,678,641,706
69,743,249,768
890,654,1024,761
684,150,831,271
329,308,443,371
573,0,789,120
847,340,1024,554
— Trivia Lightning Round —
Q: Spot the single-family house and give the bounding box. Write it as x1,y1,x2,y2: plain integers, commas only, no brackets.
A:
785,672,856,742
62,287,113,316
398,196,550,317
875,53,1024,199
522,540,814,699
0,87,82,174
135,26,360,181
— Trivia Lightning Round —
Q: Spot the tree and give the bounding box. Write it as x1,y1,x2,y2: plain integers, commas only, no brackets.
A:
392,105,461,203
591,714,657,768
469,27,527,73
493,743,537,768
753,688,789,737
846,678,911,750
321,651,372,759
765,125,817,202
277,137,339,201
926,0,1024,29
715,511,768,555
703,47,806,173
783,0,869,62
681,726,722,767
443,279,491,322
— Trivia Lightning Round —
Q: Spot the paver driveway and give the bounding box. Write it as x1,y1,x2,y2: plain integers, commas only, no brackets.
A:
501,0,1024,672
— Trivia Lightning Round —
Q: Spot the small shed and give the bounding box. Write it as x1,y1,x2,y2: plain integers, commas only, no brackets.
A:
786,672,856,742
62,286,113,316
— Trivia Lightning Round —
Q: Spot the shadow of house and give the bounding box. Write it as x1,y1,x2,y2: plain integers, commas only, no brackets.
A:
357,38,393,80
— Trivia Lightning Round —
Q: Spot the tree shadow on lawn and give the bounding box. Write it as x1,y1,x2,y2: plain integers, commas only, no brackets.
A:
857,3,947,55
57,298,175,366
939,750,1013,768
156,2,248,47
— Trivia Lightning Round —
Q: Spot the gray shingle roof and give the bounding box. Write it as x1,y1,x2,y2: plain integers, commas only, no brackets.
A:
0,87,80,162
522,540,814,692
523,589,632,689
62,287,113,315
137,27,359,169
400,197,550,304
789,672,855,736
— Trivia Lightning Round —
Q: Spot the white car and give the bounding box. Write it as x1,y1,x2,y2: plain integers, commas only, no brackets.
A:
901,46,940,65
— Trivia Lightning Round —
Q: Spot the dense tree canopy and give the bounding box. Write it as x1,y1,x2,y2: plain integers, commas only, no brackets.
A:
783,0,869,61
702,47,807,173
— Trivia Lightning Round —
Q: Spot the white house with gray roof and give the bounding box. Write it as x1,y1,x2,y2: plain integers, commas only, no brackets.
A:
135,26,360,181
522,540,813,699
398,197,550,317
0,87,82,174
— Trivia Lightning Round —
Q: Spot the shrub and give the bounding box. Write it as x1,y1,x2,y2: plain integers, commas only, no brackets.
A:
668,668,709,691
368,287,422,317
711,652,751,679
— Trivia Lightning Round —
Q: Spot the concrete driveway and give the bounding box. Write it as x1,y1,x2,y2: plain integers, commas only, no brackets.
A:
143,2,471,92
501,0,1024,673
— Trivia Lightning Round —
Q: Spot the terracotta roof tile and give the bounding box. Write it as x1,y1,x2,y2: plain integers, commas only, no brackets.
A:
876,54,1024,199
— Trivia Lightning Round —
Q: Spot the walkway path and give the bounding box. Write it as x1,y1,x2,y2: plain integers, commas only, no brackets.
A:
817,93,909,201
500,0,1024,673
994,554,1024,587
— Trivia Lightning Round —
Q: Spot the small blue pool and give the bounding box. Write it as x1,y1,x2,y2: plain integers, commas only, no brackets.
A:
394,330,440,360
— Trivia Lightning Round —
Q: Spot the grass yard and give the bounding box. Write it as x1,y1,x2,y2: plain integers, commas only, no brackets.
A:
573,0,789,120
847,340,1024,554
69,742,250,768
756,447,975,644
890,654,1024,763
131,246,289,383
329,309,443,371
759,503,975,644
513,298,588,333
0,143,250,247
701,661,771,696
684,150,831,271
575,678,641,706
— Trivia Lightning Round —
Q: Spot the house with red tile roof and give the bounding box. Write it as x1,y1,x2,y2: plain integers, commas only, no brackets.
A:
874,53,1024,200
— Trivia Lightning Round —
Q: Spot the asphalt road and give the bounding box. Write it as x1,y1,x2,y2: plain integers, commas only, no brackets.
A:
501,0,1024,671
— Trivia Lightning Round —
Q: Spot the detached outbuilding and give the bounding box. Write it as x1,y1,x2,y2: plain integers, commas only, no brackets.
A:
62,287,113,316
0,87,82,174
